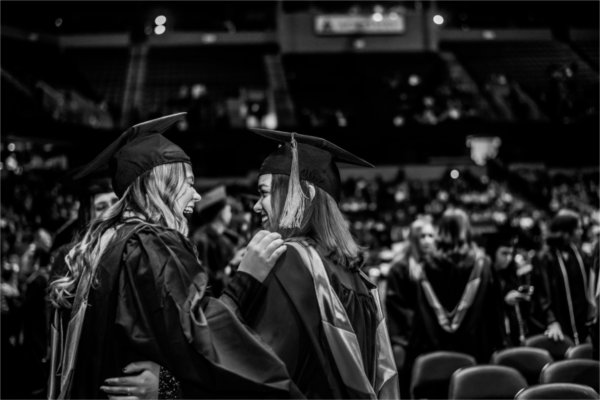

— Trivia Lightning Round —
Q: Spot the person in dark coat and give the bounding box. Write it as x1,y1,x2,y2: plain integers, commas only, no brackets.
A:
532,209,594,345
192,186,239,296
385,216,436,398
491,226,536,346
48,113,297,399
387,208,504,373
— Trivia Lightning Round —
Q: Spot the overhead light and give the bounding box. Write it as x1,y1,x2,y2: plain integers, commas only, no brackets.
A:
450,169,460,179
433,15,444,25
372,12,383,22
154,15,167,26
154,25,166,35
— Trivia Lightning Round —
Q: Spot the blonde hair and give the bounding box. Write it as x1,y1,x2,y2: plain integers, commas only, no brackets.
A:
270,174,361,266
50,162,192,308
406,216,435,263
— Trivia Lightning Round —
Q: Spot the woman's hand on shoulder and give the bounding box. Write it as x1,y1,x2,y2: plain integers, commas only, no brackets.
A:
237,230,287,282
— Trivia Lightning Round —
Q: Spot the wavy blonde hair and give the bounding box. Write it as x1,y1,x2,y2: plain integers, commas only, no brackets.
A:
50,162,192,308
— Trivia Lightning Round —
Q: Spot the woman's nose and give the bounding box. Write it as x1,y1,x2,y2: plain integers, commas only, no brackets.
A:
193,191,202,202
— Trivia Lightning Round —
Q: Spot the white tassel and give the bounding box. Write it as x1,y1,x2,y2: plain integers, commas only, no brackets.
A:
279,134,307,229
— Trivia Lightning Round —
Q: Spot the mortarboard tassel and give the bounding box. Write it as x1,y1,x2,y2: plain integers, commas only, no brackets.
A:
279,133,307,229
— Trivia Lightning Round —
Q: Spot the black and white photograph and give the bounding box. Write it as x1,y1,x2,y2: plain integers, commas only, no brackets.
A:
1,1,599,399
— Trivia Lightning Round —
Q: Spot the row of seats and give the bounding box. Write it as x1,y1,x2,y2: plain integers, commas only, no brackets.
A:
410,335,598,399
449,363,598,399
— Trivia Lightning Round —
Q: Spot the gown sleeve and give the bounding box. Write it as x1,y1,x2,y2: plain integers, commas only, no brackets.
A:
114,226,301,398
385,261,415,349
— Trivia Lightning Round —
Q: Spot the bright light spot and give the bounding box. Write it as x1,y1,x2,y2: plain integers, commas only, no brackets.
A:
7,143,16,152
353,39,366,49
483,30,496,40
55,18,63,27
450,169,460,179
433,15,444,25
263,113,278,129
389,12,400,20
154,25,166,35
393,116,405,127
372,12,383,22
408,74,421,86
201,34,217,44
154,15,167,26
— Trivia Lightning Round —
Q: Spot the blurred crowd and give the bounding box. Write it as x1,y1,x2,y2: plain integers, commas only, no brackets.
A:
1,159,599,397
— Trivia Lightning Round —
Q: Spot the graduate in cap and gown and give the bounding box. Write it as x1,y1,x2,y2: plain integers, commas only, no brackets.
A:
191,186,239,296
50,174,118,282
225,129,399,399
48,113,298,399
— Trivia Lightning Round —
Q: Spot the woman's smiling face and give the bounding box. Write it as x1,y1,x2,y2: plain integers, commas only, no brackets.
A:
254,174,274,230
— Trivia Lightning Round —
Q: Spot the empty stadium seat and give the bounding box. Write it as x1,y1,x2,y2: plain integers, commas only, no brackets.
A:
524,334,574,360
448,365,527,399
515,383,599,399
410,351,476,399
539,359,600,392
490,347,553,385
565,343,594,360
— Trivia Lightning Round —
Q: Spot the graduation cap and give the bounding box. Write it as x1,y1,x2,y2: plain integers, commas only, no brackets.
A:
74,113,190,198
250,128,373,228
196,185,228,214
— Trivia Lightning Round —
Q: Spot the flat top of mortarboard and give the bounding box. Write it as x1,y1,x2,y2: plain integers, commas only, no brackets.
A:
249,128,374,168
73,112,187,181
196,185,228,213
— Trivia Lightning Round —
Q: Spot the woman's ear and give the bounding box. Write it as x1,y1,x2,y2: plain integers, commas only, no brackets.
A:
307,183,316,200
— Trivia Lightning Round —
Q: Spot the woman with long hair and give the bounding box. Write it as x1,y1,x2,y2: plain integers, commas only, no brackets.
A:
225,129,398,399
384,216,436,397
48,114,296,399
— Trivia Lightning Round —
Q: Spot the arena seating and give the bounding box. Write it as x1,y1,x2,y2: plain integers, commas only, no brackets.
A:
441,40,599,95
524,334,574,361
565,343,595,360
515,383,599,399
65,47,129,109
490,347,553,385
448,365,527,399
410,351,476,399
144,45,270,114
539,359,600,392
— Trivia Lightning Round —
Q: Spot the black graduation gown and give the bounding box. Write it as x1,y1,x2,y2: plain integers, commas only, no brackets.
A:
532,245,592,342
225,243,379,399
194,225,236,296
57,222,298,399
385,252,504,364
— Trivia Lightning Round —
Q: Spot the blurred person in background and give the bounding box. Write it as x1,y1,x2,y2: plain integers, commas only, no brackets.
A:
394,208,504,367
491,226,536,346
532,208,594,345
385,215,437,398
22,247,52,398
191,186,241,296
1,256,23,398
50,175,118,281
